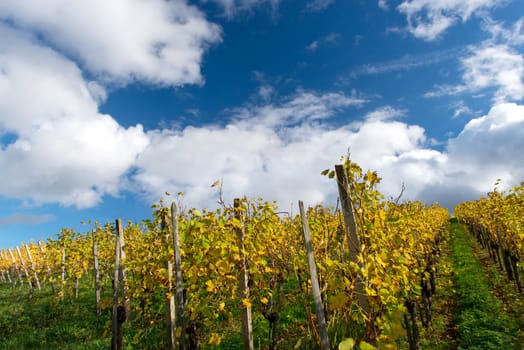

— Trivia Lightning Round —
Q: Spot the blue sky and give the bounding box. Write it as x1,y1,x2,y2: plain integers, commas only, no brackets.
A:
1,0,523,248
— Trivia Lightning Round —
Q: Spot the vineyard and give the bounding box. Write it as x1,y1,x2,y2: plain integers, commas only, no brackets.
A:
0,160,522,350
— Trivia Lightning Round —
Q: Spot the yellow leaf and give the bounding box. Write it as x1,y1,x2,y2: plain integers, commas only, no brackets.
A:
329,292,348,311
359,341,377,350
260,297,269,305
338,338,355,350
242,298,252,308
205,280,215,293
209,333,222,346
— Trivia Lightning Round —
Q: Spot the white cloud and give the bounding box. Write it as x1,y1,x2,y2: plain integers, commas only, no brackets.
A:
426,44,524,102
133,95,523,212
231,90,366,128
378,0,389,11
306,33,341,51
306,41,320,51
0,0,222,86
364,106,405,122
446,102,524,193
132,95,442,210
462,44,524,102
0,24,149,208
397,0,500,40
483,17,524,45
451,101,473,119
353,48,459,76
128,95,523,212
203,0,279,18
0,213,55,226
305,0,335,13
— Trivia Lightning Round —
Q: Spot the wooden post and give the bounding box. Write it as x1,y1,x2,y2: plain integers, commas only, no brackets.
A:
299,201,331,350
16,247,33,295
171,202,186,350
166,261,176,350
234,199,254,350
112,219,128,350
24,243,41,290
0,251,6,283
0,251,13,285
38,241,56,294
93,233,101,317
334,165,371,317
61,247,66,301
8,249,24,286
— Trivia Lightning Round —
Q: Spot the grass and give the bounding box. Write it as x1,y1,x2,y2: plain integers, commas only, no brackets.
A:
0,282,110,349
449,221,520,350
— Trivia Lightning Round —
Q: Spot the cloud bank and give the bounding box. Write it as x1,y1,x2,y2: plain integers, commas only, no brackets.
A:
0,0,522,213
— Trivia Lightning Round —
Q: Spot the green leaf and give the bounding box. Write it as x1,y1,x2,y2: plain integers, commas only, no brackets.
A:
338,338,355,350
321,169,330,176
359,341,377,350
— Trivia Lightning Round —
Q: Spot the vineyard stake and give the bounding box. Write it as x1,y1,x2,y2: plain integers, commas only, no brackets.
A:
299,200,331,350
24,243,41,290
335,164,374,340
234,199,254,350
112,219,128,350
171,202,186,350
93,232,101,317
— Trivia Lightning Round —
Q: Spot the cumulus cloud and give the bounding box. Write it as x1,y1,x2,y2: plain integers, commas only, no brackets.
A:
132,97,443,210
425,43,524,102
0,24,149,208
462,44,524,102
397,0,500,40
1,0,522,216
446,103,524,191
0,0,222,86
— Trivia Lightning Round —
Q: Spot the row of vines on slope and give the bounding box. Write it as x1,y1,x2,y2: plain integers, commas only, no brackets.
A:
455,181,524,293
0,158,449,349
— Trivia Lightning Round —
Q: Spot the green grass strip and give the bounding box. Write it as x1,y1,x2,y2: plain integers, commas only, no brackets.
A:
449,221,519,350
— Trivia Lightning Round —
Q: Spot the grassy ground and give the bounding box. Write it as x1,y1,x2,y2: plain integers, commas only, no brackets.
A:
0,283,110,349
449,221,522,350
